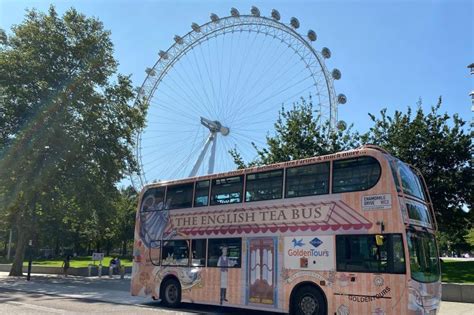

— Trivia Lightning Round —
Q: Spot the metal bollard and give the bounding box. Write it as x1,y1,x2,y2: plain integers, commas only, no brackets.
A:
98,264,102,277
120,266,125,279
109,266,113,277
88,264,92,277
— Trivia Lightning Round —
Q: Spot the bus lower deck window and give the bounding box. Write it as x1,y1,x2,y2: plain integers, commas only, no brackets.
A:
336,234,406,274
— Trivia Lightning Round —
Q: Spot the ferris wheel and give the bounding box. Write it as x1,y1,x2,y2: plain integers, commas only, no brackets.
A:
131,6,347,190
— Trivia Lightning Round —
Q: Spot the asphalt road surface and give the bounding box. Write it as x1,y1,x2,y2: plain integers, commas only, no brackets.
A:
0,273,472,314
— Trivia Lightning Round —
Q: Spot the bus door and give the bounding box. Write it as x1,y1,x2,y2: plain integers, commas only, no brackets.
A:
247,237,277,306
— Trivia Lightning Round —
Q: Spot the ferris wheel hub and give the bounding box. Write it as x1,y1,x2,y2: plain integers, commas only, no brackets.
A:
200,117,230,136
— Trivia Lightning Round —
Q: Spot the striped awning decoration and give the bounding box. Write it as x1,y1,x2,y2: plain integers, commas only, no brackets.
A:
168,200,372,236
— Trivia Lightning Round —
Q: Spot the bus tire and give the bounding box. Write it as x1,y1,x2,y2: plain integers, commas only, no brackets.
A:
290,285,327,315
161,278,181,308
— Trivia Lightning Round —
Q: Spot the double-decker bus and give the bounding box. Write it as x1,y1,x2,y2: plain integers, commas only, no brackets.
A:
131,145,441,315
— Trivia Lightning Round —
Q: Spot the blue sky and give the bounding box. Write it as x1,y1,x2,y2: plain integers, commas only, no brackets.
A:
1,0,472,183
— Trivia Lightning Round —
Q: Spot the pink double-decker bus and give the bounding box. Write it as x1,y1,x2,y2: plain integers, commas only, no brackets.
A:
131,145,441,315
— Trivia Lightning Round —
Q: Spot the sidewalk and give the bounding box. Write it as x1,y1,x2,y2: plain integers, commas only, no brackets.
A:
0,272,148,305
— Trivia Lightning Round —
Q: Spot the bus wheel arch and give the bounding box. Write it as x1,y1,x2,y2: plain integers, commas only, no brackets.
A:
159,275,182,308
289,281,328,315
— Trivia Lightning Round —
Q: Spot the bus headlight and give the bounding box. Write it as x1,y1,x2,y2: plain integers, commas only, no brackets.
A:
409,287,423,306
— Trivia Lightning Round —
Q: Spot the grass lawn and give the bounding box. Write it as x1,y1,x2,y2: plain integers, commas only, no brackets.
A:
441,259,474,283
20,256,133,268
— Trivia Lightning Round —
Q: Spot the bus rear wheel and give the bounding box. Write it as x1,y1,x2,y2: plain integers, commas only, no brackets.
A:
161,278,181,308
291,285,327,315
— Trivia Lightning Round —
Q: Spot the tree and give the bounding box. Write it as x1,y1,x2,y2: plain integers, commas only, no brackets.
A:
230,96,471,249
0,7,146,275
112,186,138,256
230,97,361,168
364,98,472,248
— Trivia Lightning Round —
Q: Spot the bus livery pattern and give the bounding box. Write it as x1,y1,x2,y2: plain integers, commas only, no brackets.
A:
131,148,441,315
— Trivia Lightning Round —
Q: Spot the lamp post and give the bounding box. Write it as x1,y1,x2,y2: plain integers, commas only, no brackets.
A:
468,63,474,110
468,64,473,163
26,145,49,281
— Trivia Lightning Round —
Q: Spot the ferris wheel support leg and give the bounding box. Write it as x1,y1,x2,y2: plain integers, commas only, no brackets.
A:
189,132,215,177
208,134,217,174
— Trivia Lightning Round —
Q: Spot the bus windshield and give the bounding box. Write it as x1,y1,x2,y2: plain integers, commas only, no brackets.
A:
407,231,440,283
396,161,426,201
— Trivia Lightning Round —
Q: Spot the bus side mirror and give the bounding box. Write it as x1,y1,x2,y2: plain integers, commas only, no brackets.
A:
375,235,384,246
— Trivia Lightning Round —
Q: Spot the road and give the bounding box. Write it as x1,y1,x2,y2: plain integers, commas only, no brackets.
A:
0,273,472,314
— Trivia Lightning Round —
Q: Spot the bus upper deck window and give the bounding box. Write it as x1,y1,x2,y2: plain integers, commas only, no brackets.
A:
285,162,329,198
166,183,194,210
332,157,381,193
211,175,243,205
194,180,210,207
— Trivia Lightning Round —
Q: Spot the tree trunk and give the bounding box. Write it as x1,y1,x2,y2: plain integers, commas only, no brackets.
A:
54,236,60,256
9,228,27,276
105,240,110,256
122,240,127,256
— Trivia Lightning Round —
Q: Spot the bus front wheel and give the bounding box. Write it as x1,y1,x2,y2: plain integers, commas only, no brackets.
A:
161,278,181,308
290,285,327,315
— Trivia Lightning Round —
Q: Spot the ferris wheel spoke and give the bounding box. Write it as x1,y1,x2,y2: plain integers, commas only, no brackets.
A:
231,82,315,127
188,44,216,117
165,58,210,113
245,70,314,111
156,79,209,120
227,30,268,115
231,59,304,120
148,92,199,120
177,48,217,118
224,33,275,119
196,43,219,116
225,30,263,115
235,51,310,114
225,42,298,121
224,30,248,117
162,66,213,119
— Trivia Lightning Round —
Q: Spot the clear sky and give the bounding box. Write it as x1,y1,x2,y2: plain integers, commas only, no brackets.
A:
1,0,472,184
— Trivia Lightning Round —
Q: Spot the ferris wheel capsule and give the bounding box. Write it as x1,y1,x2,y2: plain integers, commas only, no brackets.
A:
145,67,156,76
337,93,347,104
332,68,341,80
174,35,183,45
158,50,168,60
307,30,317,41
337,120,347,131
230,7,240,17
251,6,260,17
271,9,281,20
191,22,201,32
321,47,331,59
210,13,219,23
135,87,145,97
290,17,300,29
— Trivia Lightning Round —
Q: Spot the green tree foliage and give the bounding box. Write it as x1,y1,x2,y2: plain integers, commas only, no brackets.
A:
112,186,138,256
231,96,471,250
0,7,146,275
230,98,361,168
365,98,472,248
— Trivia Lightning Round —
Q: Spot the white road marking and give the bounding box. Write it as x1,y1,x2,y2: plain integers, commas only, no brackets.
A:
6,300,64,313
